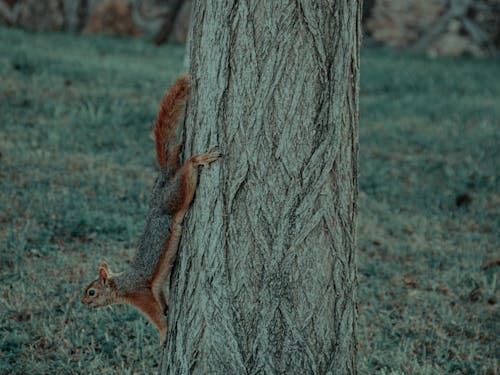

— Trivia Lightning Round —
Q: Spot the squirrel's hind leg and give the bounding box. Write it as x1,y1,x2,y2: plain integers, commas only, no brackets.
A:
178,150,221,207
164,149,221,213
190,150,222,167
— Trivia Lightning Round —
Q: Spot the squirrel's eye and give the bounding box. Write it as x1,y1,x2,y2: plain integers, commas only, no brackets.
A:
88,289,96,297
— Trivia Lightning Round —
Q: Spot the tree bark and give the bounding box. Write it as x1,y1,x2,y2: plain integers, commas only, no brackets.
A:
161,1,361,374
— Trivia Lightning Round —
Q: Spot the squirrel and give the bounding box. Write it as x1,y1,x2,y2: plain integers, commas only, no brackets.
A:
81,75,221,345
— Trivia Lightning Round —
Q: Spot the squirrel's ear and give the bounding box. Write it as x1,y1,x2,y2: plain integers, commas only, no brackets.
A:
98,262,110,283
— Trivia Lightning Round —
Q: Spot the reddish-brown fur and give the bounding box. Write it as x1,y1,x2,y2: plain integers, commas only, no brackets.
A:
82,76,220,345
153,75,190,168
124,289,167,338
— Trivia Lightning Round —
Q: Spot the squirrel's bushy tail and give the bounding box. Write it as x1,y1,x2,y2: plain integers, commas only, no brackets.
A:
153,75,190,168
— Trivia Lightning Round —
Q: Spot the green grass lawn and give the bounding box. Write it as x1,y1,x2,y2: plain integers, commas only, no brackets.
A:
0,26,498,374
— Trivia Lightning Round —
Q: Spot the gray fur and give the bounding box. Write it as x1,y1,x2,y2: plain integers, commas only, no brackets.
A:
114,166,181,295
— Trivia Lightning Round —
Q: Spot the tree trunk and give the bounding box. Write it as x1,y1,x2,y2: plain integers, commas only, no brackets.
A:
153,0,185,45
161,1,361,374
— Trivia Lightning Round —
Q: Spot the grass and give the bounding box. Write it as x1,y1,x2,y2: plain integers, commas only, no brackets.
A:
358,49,499,374
0,26,498,374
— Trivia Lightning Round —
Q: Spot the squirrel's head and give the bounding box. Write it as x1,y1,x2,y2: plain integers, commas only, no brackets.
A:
81,262,118,307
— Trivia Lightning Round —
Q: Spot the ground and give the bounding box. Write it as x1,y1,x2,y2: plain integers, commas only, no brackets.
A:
0,26,498,374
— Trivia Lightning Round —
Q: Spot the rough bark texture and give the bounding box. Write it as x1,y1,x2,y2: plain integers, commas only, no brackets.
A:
161,1,360,374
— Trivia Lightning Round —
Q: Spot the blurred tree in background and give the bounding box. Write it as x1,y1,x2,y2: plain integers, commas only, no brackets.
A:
0,0,192,42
